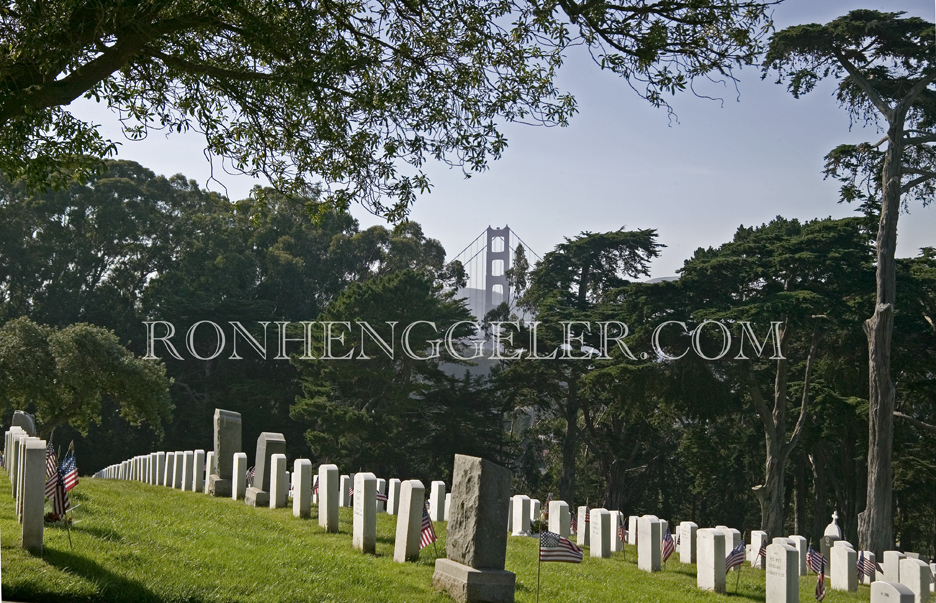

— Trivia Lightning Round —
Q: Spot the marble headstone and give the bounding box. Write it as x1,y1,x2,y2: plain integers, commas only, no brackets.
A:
244,432,285,507
208,408,242,497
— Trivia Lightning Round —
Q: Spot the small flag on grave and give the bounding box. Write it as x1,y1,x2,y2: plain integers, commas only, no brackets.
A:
539,530,583,563
376,490,388,503
61,449,78,491
45,442,57,499
807,547,826,575
726,540,746,571
618,514,627,544
246,466,255,488
662,528,675,563
570,514,578,533
758,543,767,559
420,504,437,549
815,558,826,601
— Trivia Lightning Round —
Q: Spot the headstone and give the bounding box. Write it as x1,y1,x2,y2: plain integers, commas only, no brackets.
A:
376,478,387,513
430,481,446,521
789,535,808,575
885,552,908,582
820,535,842,576
751,530,769,568
831,542,857,591
871,582,915,603
244,432,286,507
172,450,184,488
433,455,514,603
192,449,205,492
678,522,698,563
12,411,36,436
766,542,799,603
394,479,426,562
445,493,452,520
638,515,662,571
547,501,570,539
861,551,878,584
340,475,352,507
628,515,639,545
507,496,513,532
723,528,742,569
576,507,590,546
149,452,158,484
181,450,194,491
511,495,530,536
208,409,242,497
163,452,174,486
530,499,541,525
232,452,247,500
318,464,339,533
591,509,612,558
609,511,624,552
293,459,312,518
352,472,377,554
204,451,214,493
930,563,935,594
387,478,401,515
21,438,46,554
269,453,288,508
898,558,931,603
824,511,843,538
697,528,727,593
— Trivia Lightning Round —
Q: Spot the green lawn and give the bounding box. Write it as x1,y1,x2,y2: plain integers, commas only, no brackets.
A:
1,472,871,603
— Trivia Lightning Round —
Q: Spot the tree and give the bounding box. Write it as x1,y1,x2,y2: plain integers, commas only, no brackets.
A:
0,0,773,217
764,10,935,554
0,317,173,439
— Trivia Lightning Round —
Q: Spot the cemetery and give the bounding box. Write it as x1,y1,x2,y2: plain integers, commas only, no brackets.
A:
0,1,934,602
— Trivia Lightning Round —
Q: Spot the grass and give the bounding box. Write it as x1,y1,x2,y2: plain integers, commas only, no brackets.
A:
1,472,871,603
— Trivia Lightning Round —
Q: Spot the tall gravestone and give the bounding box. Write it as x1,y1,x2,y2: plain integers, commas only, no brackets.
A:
432,455,514,603
751,530,769,568
638,515,662,571
181,450,194,491
245,432,286,507
697,528,727,593
884,551,907,582
766,542,799,603
430,481,447,522
232,452,247,500
511,495,530,536
12,411,36,436
678,521,698,563
591,509,612,559
340,475,352,507
898,558,931,603
832,542,858,591
872,582,915,603
576,507,590,546
318,464,339,532
609,511,624,552
387,478,401,515
21,438,46,554
376,478,387,513
352,472,377,553
192,449,205,492
628,515,639,545
547,501,570,538
293,459,312,518
172,450,184,488
208,409,242,497
269,453,288,508
394,479,425,562
789,535,808,575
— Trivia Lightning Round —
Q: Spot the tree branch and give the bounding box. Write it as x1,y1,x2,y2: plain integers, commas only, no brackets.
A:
894,411,936,436
900,171,936,195
782,321,823,458
745,363,777,441
830,47,893,121
146,50,277,82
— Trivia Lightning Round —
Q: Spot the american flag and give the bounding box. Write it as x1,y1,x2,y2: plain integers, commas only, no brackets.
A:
52,459,71,517
312,476,318,495
726,540,746,571
758,543,767,559
807,547,826,574
61,452,78,491
661,528,675,562
815,558,826,601
246,466,255,488
45,442,58,499
585,506,591,523
376,490,388,503
570,515,578,533
676,531,681,546
348,487,354,498
618,515,627,544
420,505,438,549
540,530,583,563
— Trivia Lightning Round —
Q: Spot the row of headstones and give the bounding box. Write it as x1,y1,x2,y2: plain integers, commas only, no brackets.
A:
4,424,48,554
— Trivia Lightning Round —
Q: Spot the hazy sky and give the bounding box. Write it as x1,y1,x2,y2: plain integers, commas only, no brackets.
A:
71,0,935,278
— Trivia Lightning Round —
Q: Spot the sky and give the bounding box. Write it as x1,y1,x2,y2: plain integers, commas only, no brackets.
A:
70,0,936,279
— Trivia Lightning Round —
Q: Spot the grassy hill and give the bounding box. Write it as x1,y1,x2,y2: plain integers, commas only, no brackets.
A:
1,472,870,603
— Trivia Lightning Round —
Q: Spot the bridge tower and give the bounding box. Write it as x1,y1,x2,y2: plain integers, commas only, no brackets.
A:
484,226,510,316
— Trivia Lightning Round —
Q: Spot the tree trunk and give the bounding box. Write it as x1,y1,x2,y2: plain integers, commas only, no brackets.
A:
794,454,807,536
858,119,904,557
558,380,579,504
754,440,786,537
810,448,828,544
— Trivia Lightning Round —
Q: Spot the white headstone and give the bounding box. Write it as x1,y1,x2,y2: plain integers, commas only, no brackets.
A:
577,507,590,546
638,515,662,572
929,563,934,594
723,528,742,570
387,478,401,515
293,459,312,518
898,558,931,603
204,451,214,493
530,499,541,524
824,511,843,538
232,452,247,500
678,522,698,563
609,511,624,552
628,515,639,545
352,472,377,553
885,552,908,582
861,551,878,584
393,479,426,562
789,535,808,575
149,452,158,484
429,481,446,521
181,451,195,491
21,439,46,554
590,508,611,558
751,530,769,568
766,542,799,603
445,492,451,520
697,528,727,593
831,542,857,591
511,495,530,536
269,453,288,508
318,464,340,532
192,449,205,493
871,581,915,603
162,452,173,486
547,501,570,538
172,451,184,488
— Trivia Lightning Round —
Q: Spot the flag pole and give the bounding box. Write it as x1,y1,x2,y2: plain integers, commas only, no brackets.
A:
736,531,745,592
536,546,542,603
